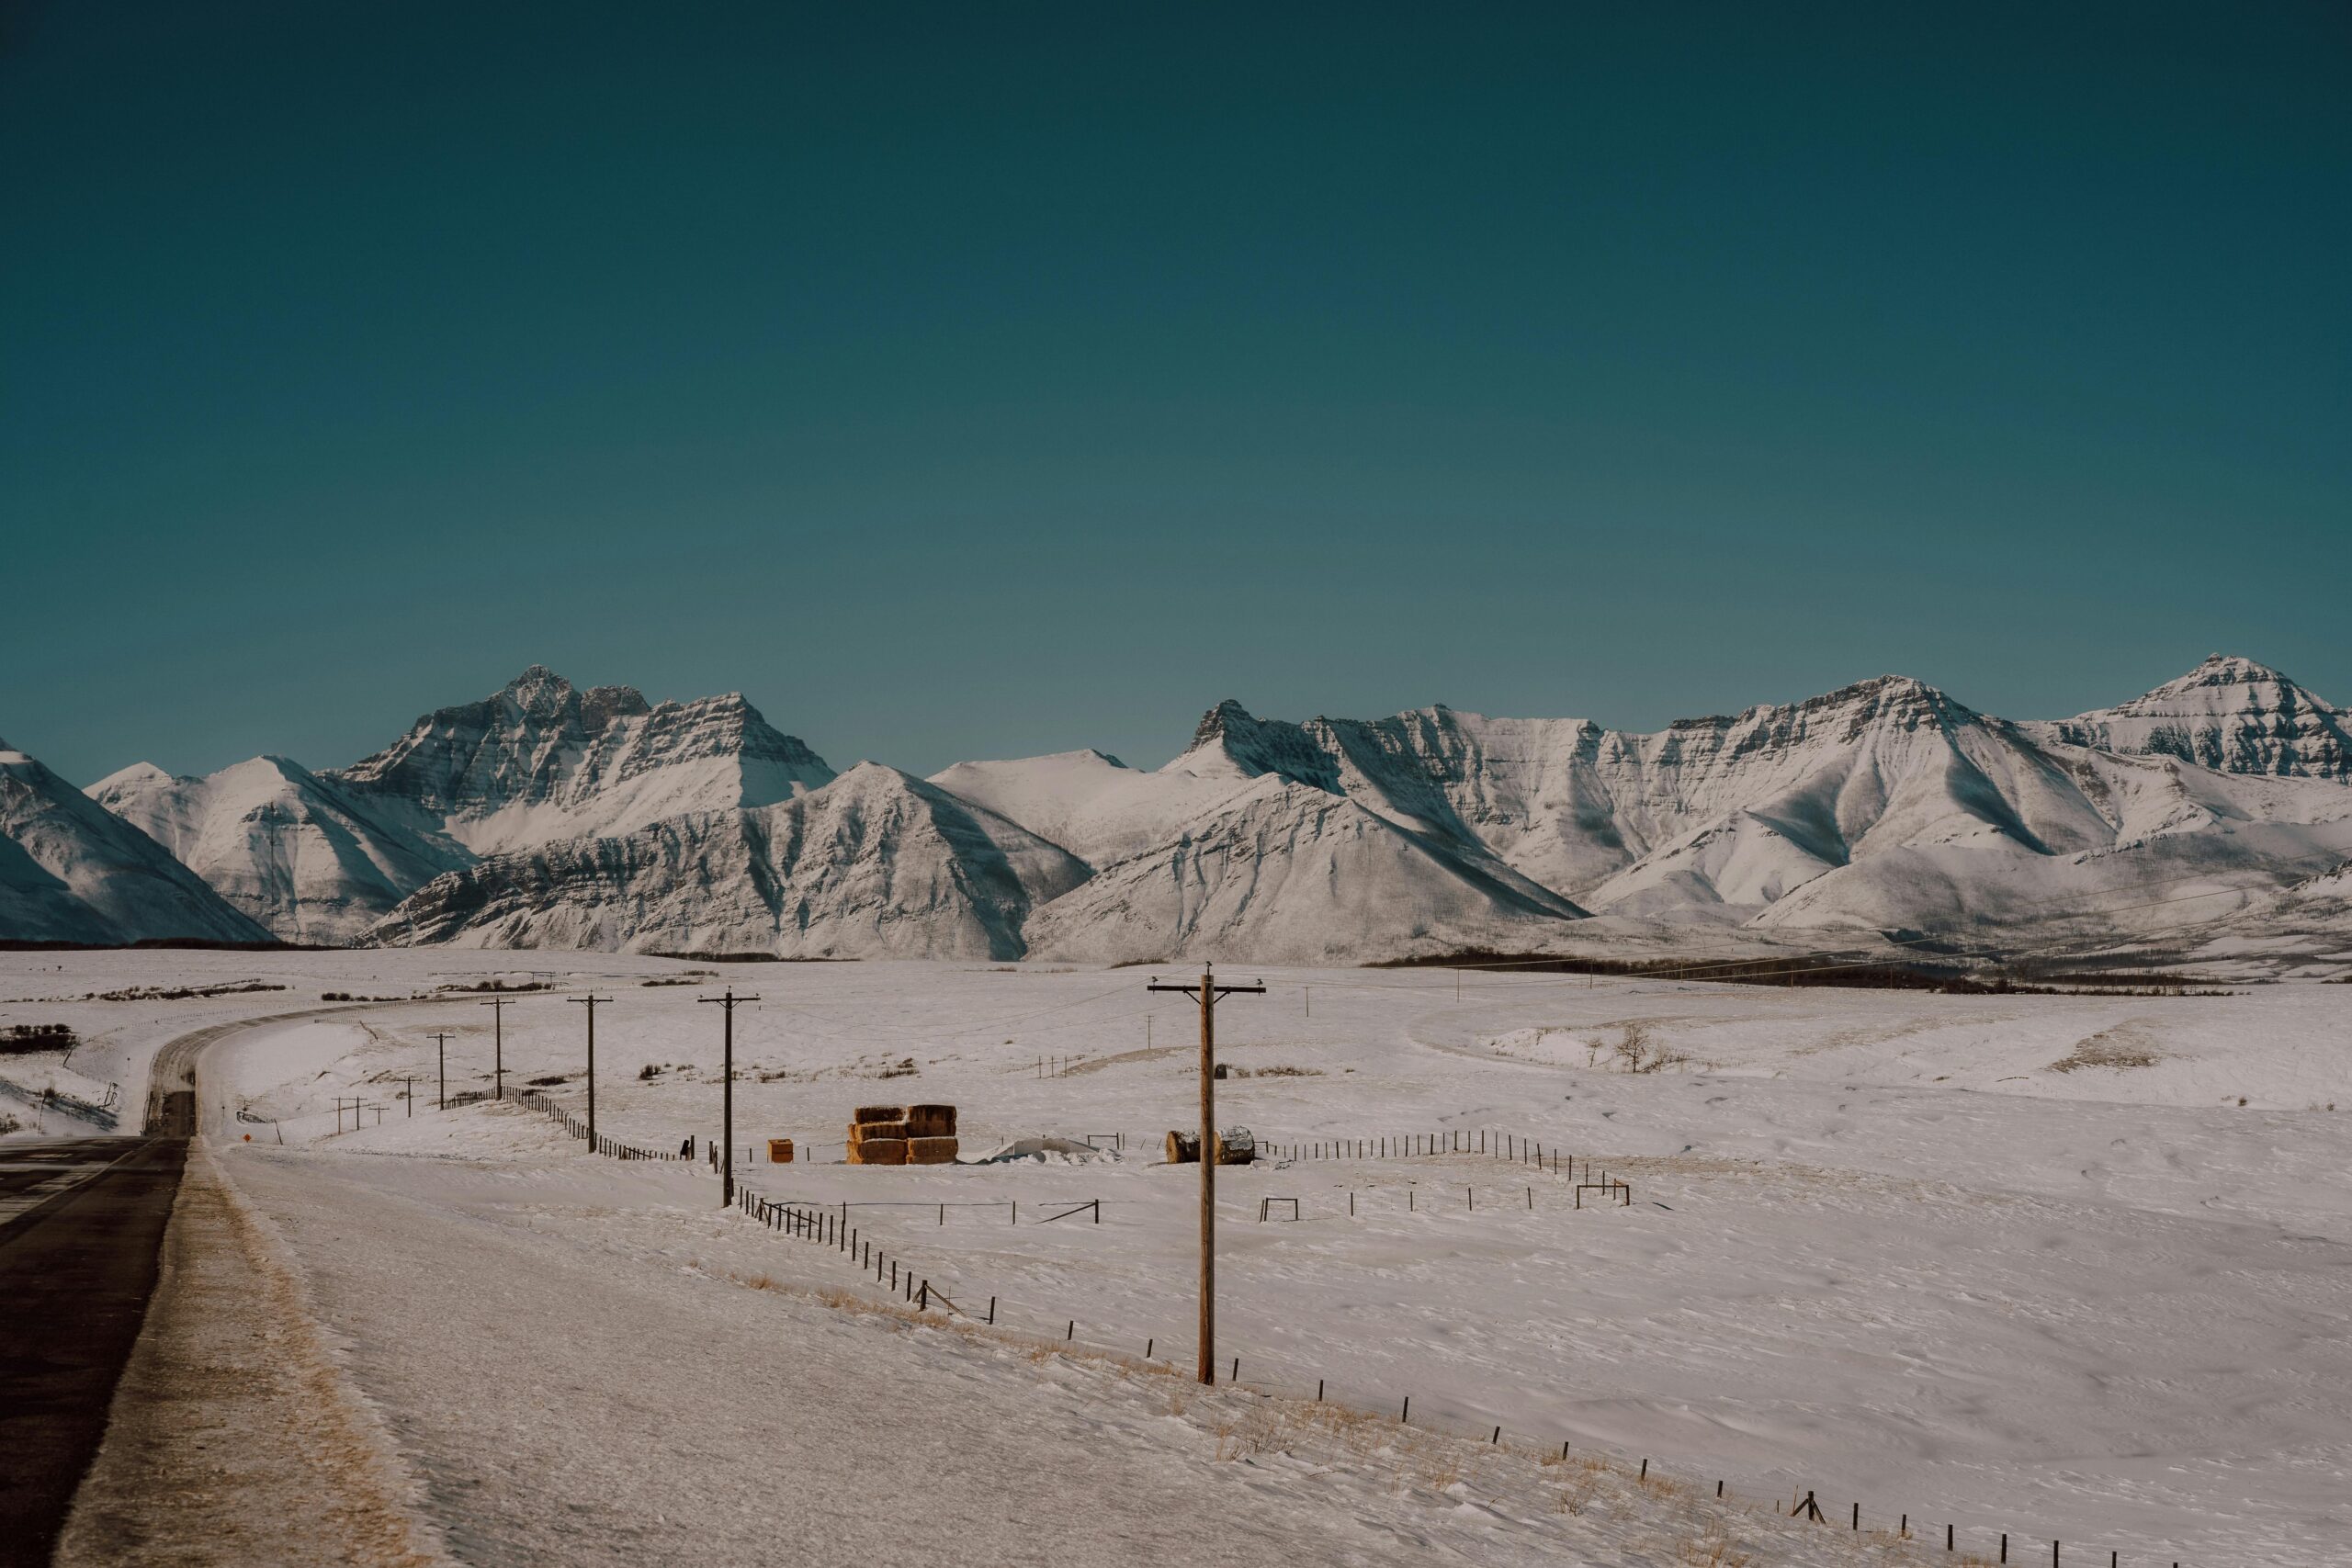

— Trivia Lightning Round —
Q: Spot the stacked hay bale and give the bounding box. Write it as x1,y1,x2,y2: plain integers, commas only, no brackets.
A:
845,1103,958,1165
847,1105,908,1165
904,1103,958,1165
1163,1126,1256,1165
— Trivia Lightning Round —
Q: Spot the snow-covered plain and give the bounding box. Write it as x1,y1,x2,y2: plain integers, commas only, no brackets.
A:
11,950,2349,1564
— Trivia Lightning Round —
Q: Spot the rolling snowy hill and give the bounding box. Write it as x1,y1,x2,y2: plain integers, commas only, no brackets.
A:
0,739,271,944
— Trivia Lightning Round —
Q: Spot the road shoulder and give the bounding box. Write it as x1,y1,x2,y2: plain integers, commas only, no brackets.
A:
53,1139,449,1568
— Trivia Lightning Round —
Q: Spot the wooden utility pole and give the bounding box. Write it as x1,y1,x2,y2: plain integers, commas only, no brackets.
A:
699,987,759,1209
480,995,519,1100
393,1075,422,1116
1147,963,1263,1383
428,1031,454,1108
571,994,612,1147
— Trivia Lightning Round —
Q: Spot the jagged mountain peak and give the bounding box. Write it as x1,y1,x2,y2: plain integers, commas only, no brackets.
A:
2114,653,2307,708
1170,701,1341,790
501,664,579,716
2037,655,2347,782
1188,698,1254,749
330,670,835,853
582,682,653,727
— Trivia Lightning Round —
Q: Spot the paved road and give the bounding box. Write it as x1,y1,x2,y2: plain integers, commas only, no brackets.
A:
0,1134,187,1568
0,1140,138,1227
0,1003,366,1567
0,997,489,1566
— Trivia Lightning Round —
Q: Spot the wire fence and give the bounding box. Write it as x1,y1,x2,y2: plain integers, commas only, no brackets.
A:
506,1088,689,1161
1265,1126,1571,1172
719,1175,2180,1568
445,1095,2176,1565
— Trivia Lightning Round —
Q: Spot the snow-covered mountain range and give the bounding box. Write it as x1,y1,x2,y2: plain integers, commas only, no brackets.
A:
5,656,2347,963
65,668,831,944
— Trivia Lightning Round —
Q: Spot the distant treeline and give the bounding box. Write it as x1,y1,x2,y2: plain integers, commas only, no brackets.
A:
0,1023,78,1055
645,951,858,964
1374,950,2234,997
0,938,340,953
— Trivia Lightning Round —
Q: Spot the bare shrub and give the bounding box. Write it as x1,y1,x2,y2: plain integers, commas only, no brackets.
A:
1674,1530,1752,1568
1613,1023,1691,1074
1554,1460,1604,1516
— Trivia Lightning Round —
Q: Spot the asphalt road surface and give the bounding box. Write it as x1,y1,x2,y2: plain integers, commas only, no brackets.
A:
0,1134,187,1568
0,999,462,1566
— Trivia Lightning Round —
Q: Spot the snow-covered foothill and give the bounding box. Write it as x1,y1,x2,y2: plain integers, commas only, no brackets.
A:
373,762,1091,959
0,738,269,945
87,755,457,942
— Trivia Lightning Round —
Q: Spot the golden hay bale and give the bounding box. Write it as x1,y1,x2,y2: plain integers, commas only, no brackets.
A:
847,1138,908,1166
850,1120,910,1144
903,1105,957,1138
906,1136,959,1164
854,1104,905,1125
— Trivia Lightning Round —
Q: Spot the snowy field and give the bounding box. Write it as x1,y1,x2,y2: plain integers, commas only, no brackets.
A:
8,950,2350,1565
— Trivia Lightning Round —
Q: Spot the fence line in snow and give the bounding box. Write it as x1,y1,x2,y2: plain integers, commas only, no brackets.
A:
720,1180,2171,1568
505,1087,689,1161
454,1096,2167,1566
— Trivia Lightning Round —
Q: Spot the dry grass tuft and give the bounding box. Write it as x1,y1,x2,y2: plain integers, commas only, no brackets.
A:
1672,1529,1752,1567
1554,1465,1603,1516
2050,1020,2162,1073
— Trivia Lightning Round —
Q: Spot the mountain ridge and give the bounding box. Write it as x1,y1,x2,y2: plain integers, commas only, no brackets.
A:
17,654,2352,959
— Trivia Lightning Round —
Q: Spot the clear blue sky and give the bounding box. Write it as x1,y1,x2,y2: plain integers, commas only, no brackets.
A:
6,2,2346,784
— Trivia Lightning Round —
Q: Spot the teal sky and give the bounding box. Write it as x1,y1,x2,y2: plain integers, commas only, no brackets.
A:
6,2,2347,784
